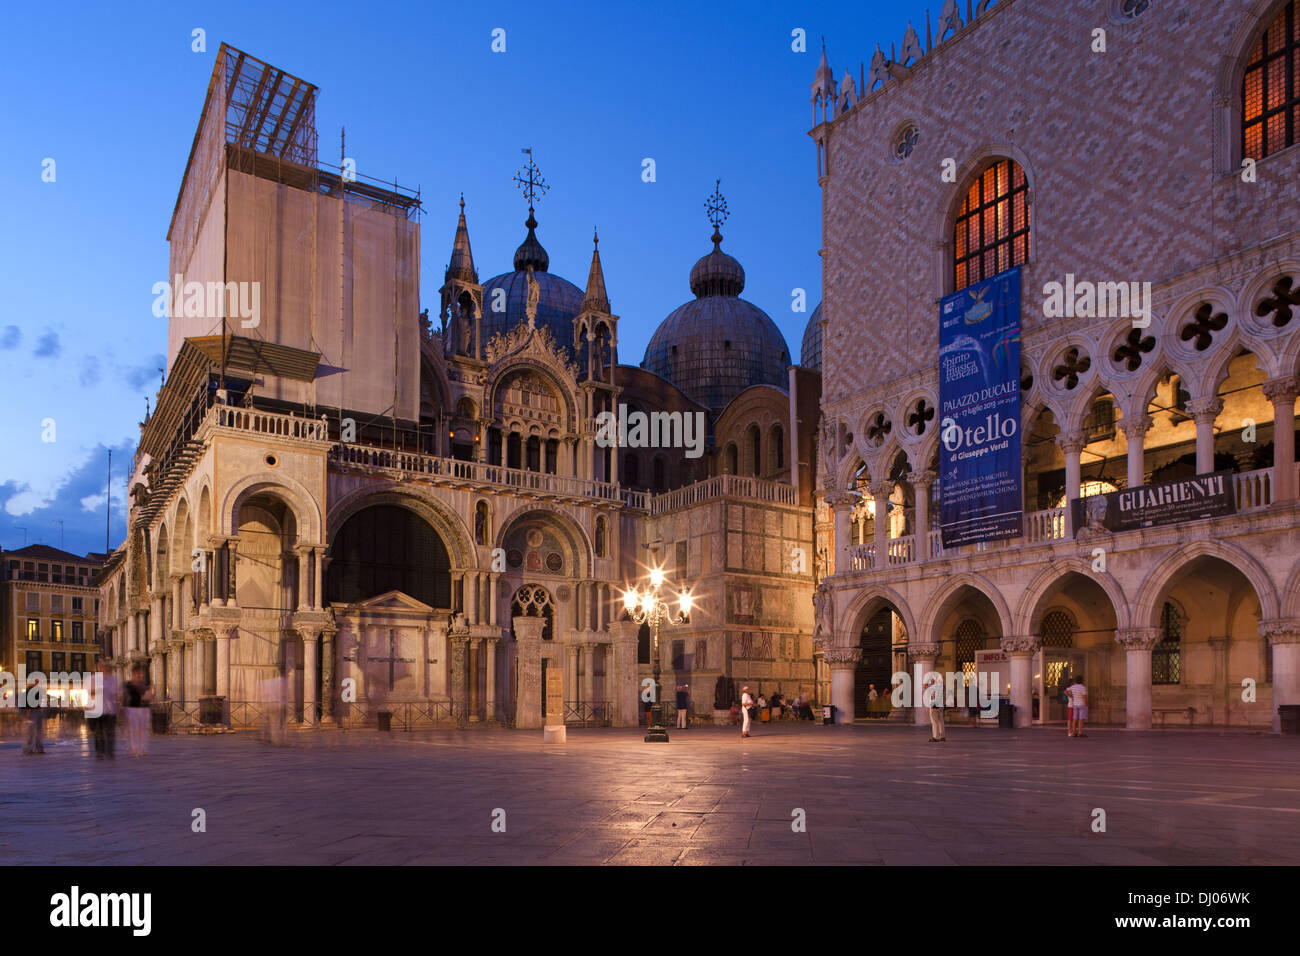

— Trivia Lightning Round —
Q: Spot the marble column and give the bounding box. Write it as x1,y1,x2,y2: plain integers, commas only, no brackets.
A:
468,638,481,721
567,642,579,705
907,643,941,726
1208,636,1229,727
511,617,545,729
869,481,893,567
485,638,497,721
171,575,183,630
488,574,498,626
999,636,1041,728
1263,377,1298,502
1186,397,1223,475
1261,619,1300,734
296,549,310,611
226,540,239,608
583,642,597,704
449,634,468,722
301,627,319,726
1056,431,1087,535
825,647,861,725
1116,627,1160,730
320,627,336,726
907,471,934,561
465,572,479,625
1122,415,1153,491
216,628,232,704
826,490,857,575
609,620,640,727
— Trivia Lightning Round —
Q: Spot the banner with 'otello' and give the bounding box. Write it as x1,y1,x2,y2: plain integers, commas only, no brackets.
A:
938,268,1023,548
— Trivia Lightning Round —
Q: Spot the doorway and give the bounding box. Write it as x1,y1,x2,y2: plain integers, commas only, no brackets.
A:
855,608,893,717
1038,648,1085,723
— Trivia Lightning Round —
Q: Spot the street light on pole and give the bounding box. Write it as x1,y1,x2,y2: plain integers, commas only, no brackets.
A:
622,566,692,743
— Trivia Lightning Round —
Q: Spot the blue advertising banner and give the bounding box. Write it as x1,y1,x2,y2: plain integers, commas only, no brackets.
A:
938,268,1023,548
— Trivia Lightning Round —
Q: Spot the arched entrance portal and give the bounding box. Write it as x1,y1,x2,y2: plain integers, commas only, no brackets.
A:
855,608,894,717
326,505,452,609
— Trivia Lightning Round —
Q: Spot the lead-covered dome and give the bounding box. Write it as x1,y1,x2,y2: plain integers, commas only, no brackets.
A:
643,228,790,411
801,302,823,371
481,212,583,356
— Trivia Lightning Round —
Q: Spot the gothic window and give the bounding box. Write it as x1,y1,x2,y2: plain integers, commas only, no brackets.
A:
1041,609,1076,648
770,425,785,470
954,618,985,676
1154,602,1182,685
512,584,554,641
748,425,762,477
953,158,1030,292
474,501,489,546
1243,1,1300,161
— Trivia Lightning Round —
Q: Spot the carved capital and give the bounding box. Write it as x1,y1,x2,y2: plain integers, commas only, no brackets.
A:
907,643,941,662
1185,396,1223,423
823,646,862,666
999,635,1041,657
1056,430,1088,455
1115,627,1161,650
906,470,936,488
1120,415,1154,439
1259,618,1300,645
1262,376,1300,406
824,490,860,511
867,481,894,499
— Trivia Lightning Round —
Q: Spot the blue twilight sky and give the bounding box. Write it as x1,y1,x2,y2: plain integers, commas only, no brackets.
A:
0,0,935,557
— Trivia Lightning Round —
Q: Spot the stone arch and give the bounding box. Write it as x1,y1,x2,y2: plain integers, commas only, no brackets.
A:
484,358,579,433
419,348,452,414
1132,539,1280,628
171,497,192,576
222,472,322,543
154,521,170,592
493,503,594,580
918,571,1015,647
1013,559,1131,636
837,583,918,648
1280,556,1300,619
934,145,1038,296
835,453,868,492
327,484,475,570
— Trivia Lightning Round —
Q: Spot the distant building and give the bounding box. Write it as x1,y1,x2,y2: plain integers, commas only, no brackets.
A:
1,545,105,692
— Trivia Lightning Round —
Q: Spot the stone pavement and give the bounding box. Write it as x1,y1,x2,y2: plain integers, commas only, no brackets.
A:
3,721,1298,865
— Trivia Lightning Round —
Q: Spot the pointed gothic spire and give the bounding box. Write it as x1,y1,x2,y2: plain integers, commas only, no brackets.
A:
581,229,610,314
445,194,478,284
811,38,836,104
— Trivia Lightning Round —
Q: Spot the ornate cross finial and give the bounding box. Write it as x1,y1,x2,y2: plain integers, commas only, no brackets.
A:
513,147,549,212
459,192,464,212
705,178,729,247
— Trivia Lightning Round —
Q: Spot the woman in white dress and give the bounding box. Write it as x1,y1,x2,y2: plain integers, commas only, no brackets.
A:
740,686,754,738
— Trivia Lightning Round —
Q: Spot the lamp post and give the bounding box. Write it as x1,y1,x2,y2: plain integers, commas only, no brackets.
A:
622,567,692,743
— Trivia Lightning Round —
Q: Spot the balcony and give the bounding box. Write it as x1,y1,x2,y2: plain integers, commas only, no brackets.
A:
845,466,1292,572
329,444,622,503
646,474,797,515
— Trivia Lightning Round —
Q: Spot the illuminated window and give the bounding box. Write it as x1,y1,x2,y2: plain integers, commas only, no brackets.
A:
1084,398,1117,442
952,158,1030,291
1242,1,1300,161
27,618,40,641
51,620,64,643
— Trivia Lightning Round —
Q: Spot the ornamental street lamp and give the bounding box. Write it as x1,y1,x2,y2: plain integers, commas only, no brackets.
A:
623,567,692,743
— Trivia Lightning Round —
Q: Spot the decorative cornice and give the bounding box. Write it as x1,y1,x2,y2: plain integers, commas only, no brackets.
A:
483,322,581,381
906,470,936,487
867,480,894,498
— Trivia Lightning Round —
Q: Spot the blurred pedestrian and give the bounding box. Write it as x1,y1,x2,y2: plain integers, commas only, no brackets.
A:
926,672,946,742
92,661,119,759
740,685,754,738
675,683,689,729
124,665,153,756
21,678,46,755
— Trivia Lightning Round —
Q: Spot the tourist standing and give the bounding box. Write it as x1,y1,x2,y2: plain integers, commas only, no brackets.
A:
926,672,946,742
124,666,153,756
93,661,119,759
675,683,689,729
740,685,754,738
1066,675,1088,737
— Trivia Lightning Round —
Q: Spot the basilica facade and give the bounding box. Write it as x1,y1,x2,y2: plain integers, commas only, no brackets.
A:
97,44,820,730
811,0,1300,731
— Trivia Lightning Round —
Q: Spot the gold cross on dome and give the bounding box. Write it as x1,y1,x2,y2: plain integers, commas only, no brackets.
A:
513,148,549,211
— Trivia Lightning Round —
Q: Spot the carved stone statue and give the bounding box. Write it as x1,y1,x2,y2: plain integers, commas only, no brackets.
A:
525,266,540,327
812,580,833,649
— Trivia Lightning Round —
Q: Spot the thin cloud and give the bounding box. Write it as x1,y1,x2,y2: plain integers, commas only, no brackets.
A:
34,329,61,359
0,326,19,349
80,355,102,387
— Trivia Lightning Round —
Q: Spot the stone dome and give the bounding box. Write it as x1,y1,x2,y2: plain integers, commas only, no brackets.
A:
801,302,823,371
480,213,583,357
642,235,791,411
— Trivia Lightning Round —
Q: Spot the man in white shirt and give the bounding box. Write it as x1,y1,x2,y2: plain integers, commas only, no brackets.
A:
1066,676,1088,737
926,672,947,742
740,686,754,738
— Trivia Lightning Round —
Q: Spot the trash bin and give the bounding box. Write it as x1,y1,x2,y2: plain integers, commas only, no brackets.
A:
822,704,837,725
151,705,170,735
377,710,392,732
199,695,225,725
1280,704,1300,735
998,701,1015,728
760,707,771,723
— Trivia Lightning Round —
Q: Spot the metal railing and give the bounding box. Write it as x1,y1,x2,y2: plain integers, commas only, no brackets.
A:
335,700,470,730
562,700,612,727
